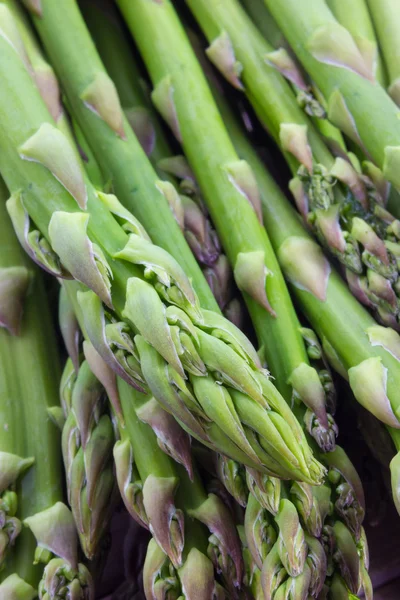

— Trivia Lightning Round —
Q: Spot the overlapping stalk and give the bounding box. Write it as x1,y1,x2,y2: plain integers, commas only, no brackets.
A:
0,7,323,487
0,176,92,598
58,288,116,561
367,0,400,105
117,0,340,457
81,0,239,321
26,0,213,312
61,284,243,598
187,0,400,333
261,0,400,191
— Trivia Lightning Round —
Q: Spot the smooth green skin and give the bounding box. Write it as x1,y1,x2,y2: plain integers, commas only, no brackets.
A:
118,0,312,400
186,0,333,171
367,0,400,88
0,179,62,586
219,87,400,419
264,0,400,177
1,0,47,74
327,0,387,86
30,0,216,311
80,0,175,180
240,0,285,49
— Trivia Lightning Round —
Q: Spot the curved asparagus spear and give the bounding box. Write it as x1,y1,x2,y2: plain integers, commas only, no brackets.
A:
262,0,400,191
117,0,339,453
0,8,323,485
366,0,400,105
202,78,369,596
0,177,92,597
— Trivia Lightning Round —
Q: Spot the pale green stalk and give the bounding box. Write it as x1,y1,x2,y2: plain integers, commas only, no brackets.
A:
367,0,400,104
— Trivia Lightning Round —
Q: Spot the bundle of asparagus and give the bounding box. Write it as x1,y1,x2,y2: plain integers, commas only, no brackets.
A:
2,0,400,597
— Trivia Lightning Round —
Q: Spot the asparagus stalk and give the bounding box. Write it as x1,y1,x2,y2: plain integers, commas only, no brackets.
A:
62,285,243,595
241,0,348,153
0,176,35,570
81,0,238,319
189,0,400,331
6,2,116,562
57,319,116,560
0,174,93,597
0,0,105,192
117,0,340,455
366,0,400,105
0,7,322,485
262,0,400,190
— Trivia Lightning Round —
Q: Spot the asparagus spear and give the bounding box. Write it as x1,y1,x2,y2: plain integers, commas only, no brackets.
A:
62,284,243,596
262,0,400,190
366,0,400,105
0,7,322,485
4,1,116,562
81,0,238,319
0,174,92,597
25,0,213,311
117,0,339,455
57,338,116,561
197,63,369,596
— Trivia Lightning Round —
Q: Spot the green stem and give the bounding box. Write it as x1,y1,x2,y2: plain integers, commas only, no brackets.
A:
117,0,310,399
0,176,62,587
221,75,400,424
80,0,174,175
366,0,400,102
187,0,333,169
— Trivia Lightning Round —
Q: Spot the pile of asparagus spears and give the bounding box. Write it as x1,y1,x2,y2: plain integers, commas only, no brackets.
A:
2,0,400,598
